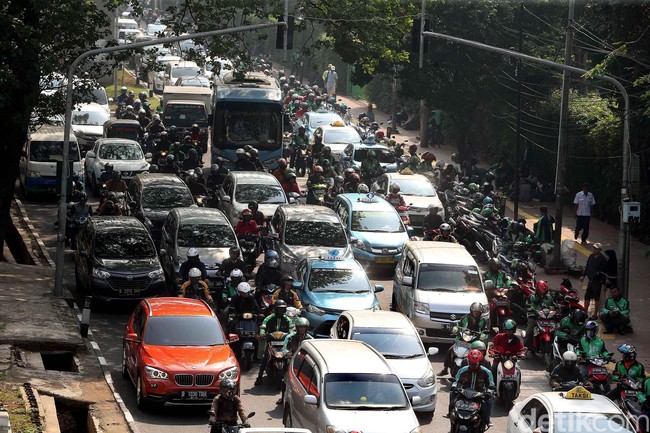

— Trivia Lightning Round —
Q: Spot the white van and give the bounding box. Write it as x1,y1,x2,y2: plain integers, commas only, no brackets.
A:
392,241,491,344
19,126,83,198
117,17,139,30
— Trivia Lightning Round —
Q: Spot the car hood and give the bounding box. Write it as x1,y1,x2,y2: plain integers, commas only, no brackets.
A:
143,208,173,220
352,231,409,248
98,158,149,171
283,245,352,261
96,257,159,272
384,356,431,381
177,246,229,266
143,344,235,371
417,290,488,313
72,125,103,136
328,406,419,433
403,194,442,210
304,290,375,312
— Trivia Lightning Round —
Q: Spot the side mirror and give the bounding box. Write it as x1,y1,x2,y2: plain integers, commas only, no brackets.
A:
349,236,358,243
374,284,384,293
124,332,140,343
484,280,495,290
108,97,114,103
79,250,89,258
428,347,439,357
228,333,239,343
288,197,296,204
292,281,303,291
304,395,318,406
402,276,413,286
159,249,167,257
221,195,231,203
145,152,153,159
376,188,386,195
411,396,421,406
86,151,96,158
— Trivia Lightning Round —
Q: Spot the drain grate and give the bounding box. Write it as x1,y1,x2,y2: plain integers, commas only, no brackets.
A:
22,383,42,427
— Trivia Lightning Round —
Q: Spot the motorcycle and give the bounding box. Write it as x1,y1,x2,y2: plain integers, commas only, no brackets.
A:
231,312,259,371
238,234,261,269
396,204,411,228
450,327,485,378
255,284,277,317
307,183,328,206
489,285,512,333
523,307,559,372
612,378,645,433
66,214,87,249
579,355,612,395
262,329,290,389
490,352,523,410
208,411,255,433
552,336,578,371
449,387,487,433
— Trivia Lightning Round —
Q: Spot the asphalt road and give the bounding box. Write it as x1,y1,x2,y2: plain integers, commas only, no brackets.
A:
17,178,553,433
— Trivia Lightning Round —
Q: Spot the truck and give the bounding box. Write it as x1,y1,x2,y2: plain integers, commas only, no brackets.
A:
161,86,213,152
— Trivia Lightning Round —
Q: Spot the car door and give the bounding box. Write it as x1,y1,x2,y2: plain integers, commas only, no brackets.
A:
160,214,175,277
399,254,416,318
125,304,147,380
75,223,92,288
292,352,320,431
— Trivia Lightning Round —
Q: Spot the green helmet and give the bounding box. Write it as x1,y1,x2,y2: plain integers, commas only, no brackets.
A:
470,341,486,352
481,208,494,217
468,183,479,192
472,207,481,213
295,317,310,328
503,319,517,331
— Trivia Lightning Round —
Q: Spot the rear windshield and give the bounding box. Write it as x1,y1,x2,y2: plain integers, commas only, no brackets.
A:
95,231,155,259
142,185,193,209
163,104,207,127
417,264,483,293
324,373,408,409
354,148,395,164
177,223,237,248
284,220,347,247
72,109,110,126
235,184,285,204
98,143,143,160
144,316,225,346
29,140,80,162
171,66,201,78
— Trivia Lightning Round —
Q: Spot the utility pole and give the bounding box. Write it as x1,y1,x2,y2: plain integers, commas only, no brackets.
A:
418,0,428,146
283,0,289,63
550,0,575,269
513,2,524,221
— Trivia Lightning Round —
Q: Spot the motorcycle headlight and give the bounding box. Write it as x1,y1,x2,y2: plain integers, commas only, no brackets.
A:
307,304,325,316
326,426,346,433
414,301,428,315
274,351,284,359
92,268,111,279
417,367,436,388
144,365,168,380
503,359,515,370
463,333,473,342
148,268,164,280
218,366,239,380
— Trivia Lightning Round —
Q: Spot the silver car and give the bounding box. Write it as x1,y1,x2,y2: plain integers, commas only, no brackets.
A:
331,310,439,413
283,339,421,433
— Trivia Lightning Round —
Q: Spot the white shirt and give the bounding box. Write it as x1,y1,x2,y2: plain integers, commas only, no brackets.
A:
325,70,338,87
574,191,595,216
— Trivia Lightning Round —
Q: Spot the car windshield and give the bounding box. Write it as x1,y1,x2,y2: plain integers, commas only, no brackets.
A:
177,223,237,248
72,109,110,126
215,102,282,150
72,87,109,106
144,316,226,346
142,185,193,209
284,221,347,247
324,129,360,144
351,328,424,358
307,268,369,293
553,412,634,433
171,66,201,78
162,104,207,127
235,183,285,204
179,77,210,87
98,143,143,160
309,113,343,129
146,24,167,35
94,231,155,259
417,264,482,293
354,148,395,164
391,178,436,197
325,373,408,409
29,140,80,162
351,211,404,233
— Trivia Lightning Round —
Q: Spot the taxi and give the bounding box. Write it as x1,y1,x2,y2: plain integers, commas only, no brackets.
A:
507,386,636,433
291,253,383,338
333,193,410,267
311,121,362,159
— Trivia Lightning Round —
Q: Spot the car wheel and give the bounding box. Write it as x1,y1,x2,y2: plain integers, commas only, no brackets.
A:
136,375,151,411
121,346,129,379
283,406,293,427
390,293,397,312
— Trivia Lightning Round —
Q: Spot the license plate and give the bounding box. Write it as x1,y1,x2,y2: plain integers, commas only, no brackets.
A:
592,368,608,374
119,289,142,296
494,300,510,307
376,257,394,264
181,391,208,399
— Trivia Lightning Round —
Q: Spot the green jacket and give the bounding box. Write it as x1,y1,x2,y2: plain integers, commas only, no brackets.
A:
282,331,313,355
484,270,510,289
638,378,650,404
601,297,630,316
555,316,584,340
259,314,292,336
452,315,488,342
577,336,610,359
611,361,645,382
526,293,555,312
361,158,382,176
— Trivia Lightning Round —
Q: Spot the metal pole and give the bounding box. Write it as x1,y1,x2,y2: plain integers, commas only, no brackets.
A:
550,0,575,268
53,22,286,296
283,0,289,63
422,31,630,278
513,1,524,221
418,0,428,146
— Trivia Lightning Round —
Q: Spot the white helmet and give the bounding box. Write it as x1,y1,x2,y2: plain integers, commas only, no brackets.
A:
187,247,199,258
188,267,201,278
230,268,243,279
237,282,252,294
440,223,452,232
153,114,160,121
357,183,369,193
236,148,245,155
562,351,577,362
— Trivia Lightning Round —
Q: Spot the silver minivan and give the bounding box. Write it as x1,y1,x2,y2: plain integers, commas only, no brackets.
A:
283,339,421,433
392,241,490,344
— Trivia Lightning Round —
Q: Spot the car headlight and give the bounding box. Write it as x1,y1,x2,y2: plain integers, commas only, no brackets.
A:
307,304,325,316
414,301,428,315
91,268,111,279
148,268,164,280
144,365,168,380
410,427,422,433
417,367,436,388
353,239,369,251
218,366,239,380
326,426,346,433
27,170,41,178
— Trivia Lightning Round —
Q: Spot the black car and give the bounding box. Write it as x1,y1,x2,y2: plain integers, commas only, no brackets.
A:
74,216,166,302
127,173,194,243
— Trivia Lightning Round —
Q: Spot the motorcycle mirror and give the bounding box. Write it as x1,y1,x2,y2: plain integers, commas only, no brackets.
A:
428,347,439,357
484,280,495,290
402,276,413,287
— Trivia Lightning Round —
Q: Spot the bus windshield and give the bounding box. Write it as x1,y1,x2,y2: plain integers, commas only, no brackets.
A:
214,101,281,151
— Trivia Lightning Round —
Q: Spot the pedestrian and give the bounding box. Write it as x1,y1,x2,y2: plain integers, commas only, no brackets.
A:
321,64,332,88
580,242,607,320
573,182,595,244
533,206,554,244
324,65,338,97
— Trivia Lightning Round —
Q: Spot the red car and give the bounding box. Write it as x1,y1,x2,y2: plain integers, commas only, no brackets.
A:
122,297,240,410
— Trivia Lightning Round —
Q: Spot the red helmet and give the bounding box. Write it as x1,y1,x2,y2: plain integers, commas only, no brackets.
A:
423,152,436,162
350,173,361,182
536,280,549,296
242,209,253,217
375,131,385,140
278,158,287,167
468,349,483,367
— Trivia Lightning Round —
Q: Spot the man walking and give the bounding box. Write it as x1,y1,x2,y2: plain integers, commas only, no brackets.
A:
574,183,595,244
580,242,607,320
324,65,338,97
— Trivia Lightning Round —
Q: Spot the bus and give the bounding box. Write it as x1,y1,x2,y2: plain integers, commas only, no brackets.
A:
211,72,283,169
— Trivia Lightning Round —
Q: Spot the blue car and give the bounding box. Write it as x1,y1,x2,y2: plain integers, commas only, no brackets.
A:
292,254,383,338
332,193,410,267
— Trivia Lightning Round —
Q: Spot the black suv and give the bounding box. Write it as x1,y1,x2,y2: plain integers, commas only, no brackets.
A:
74,216,166,302
127,173,194,243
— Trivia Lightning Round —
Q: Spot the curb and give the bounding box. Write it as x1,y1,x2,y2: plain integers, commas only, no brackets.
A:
12,198,55,268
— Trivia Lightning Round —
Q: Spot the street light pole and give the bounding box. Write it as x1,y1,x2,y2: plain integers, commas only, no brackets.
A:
283,0,289,63
422,31,630,290
53,22,286,297
418,0,428,147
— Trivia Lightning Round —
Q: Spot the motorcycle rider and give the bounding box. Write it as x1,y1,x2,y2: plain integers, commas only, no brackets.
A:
116,86,128,105
449,349,494,430
228,282,262,329
577,321,612,378
167,125,180,143
343,172,361,193
160,154,179,175
555,309,587,355
169,142,186,164
432,223,458,243
255,300,293,386
483,257,510,293
208,379,250,431
326,175,345,202
550,351,587,390
235,149,257,171
235,209,259,238
290,127,308,168
95,199,122,216
273,158,288,184
105,170,127,193
182,148,202,171
276,317,313,405
272,276,304,310
385,183,406,209
360,149,382,183
606,344,645,401
439,302,488,376
255,258,284,289
122,105,137,120
419,151,436,173
318,146,336,170
306,165,326,205
248,148,265,171
186,174,209,198
189,123,204,146
219,268,245,311
422,205,443,240
598,286,631,335
178,267,213,303
177,247,209,284
154,130,170,154
137,108,151,130
460,341,491,369
524,280,556,352
220,247,249,280
98,162,115,183
66,192,92,248
145,114,165,135
490,319,525,379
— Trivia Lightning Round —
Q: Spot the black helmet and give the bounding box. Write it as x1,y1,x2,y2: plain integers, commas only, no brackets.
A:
248,201,259,211
78,192,88,201
274,300,287,316
470,302,483,314
220,378,236,399
229,246,241,256
570,309,587,325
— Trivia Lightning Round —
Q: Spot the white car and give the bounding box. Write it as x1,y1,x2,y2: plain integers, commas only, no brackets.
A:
312,123,361,160
84,138,150,194
149,55,182,93
507,387,636,433
162,61,201,92
71,103,111,152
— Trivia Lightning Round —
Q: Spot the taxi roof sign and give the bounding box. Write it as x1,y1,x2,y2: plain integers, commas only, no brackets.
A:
330,120,345,127
358,193,379,203
564,386,593,400
320,249,343,261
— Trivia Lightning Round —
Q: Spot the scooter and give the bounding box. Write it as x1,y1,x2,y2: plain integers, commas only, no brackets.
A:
263,329,290,389
238,234,260,269
208,411,255,433
449,387,487,433
307,183,328,206
612,378,644,433
489,286,512,333
522,307,559,372
552,336,578,371
490,352,523,410
231,312,259,371
450,328,485,378
579,355,613,395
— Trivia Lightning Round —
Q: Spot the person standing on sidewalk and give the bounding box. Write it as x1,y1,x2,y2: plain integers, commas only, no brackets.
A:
324,65,338,97
574,183,596,244
534,206,554,245
580,242,607,320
